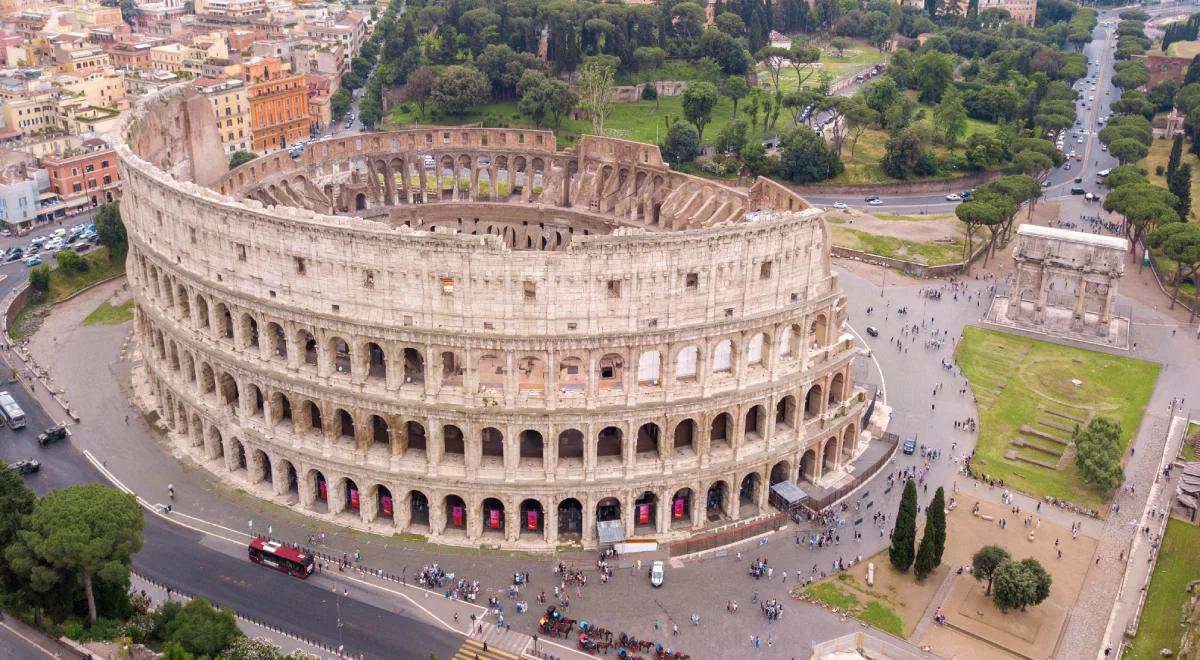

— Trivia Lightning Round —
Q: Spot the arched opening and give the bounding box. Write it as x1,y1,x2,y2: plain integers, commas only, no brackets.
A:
354,192,366,210
516,356,544,394
671,488,693,529
518,429,543,467
710,412,732,451
675,346,699,381
636,423,661,461
776,395,797,430
375,485,394,522
557,429,584,471
402,348,424,385
246,383,264,418
342,477,360,512
335,409,355,444
370,415,389,450
252,449,271,485
405,421,427,452
409,490,430,528
519,499,543,538
268,322,287,359
444,494,466,531
829,373,846,405
199,363,216,396
805,384,824,420
218,372,239,409
637,351,661,388
299,330,318,366
747,333,766,369
440,351,463,388
634,491,657,532
241,314,259,349
216,303,233,339
673,419,696,457
281,460,298,496
366,342,386,381
822,436,839,472
598,353,625,391
477,354,505,392
842,425,857,462
302,401,323,437
780,324,801,360
596,496,621,523
810,314,828,347
711,339,733,375
558,498,583,539
800,449,818,482
706,481,727,520
739,472,760,513
310,470,328,512
744,404,765,443
480,427,504,468
596,426,623,465
442,425,465,465
558,357,585,394
482,497,505,535
195,296,210,329
770,460,790,485
329,336,351,374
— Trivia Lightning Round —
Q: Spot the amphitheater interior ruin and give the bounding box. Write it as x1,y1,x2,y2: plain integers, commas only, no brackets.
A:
118,87,872,549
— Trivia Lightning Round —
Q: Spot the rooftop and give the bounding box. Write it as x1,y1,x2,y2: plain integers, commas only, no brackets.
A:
1017,224,1129,251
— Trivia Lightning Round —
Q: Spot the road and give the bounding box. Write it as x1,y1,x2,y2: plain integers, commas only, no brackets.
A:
801,15,1125,214
0,368,463,660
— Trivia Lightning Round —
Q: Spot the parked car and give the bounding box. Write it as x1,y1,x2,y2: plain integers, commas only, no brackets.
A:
9,459,39,475
24,256,42,267
866,326,879,337
960,191,974,201
37,424,69,446
832,202,848,209
864,195,880,202
945,193,961,201
649,560,665,587
868,198,884,206
902,435,917,455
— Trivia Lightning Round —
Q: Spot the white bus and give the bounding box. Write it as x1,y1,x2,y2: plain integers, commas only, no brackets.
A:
0,391,26,429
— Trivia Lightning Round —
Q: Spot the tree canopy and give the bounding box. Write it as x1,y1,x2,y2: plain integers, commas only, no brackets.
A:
1073,417,1124,490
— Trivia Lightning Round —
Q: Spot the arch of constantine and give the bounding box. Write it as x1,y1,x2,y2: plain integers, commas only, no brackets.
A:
116,87,871,549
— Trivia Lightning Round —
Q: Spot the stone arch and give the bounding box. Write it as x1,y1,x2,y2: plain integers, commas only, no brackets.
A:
596,426,623,463
408,490,430,528
597,353,625,391
776,395,797,429
245,382,264,418
633,490,657,531
739,471,760,506
822,436,839,472
328,335,351,374
405,420,427,452
557,357,585,394
516,355,544,394
706,480,728,518
402,347,424,385
710,412,733,449
770,460,790,485
477,353,505,392
215,302,234,339
194,295,210,329
199,362,216,396
267,322,287,360
780,324,801,360
176,284,191,319
229,436,247,473
251,448,271,485
277,458,299,496
271,391,293,430
218,371,239,408
442,424,465,463
340,477,361,512
301,400,323,436
364,342,386,381
636,422,661,460
674,346,699,381
372,484,394,522
596,496,621,523
842,424,857,462
307,469,329,510
711,339,734,374
298,329,318,366
369,414,390,450
637,350,661,387
481,497,505,535
207,425,223,461
744,404,765,442
670,488,693,528
810,313,828,347
800,449,818,482
444,493,466,530
805,384,824,419
440,351,463,388
239,312,259,349
481,427,504,466
519,498,543,538
334,408,355,443
558,497,583,537
747,332,768,369
829,372,846,405
672,418,697,455
557,429,584,467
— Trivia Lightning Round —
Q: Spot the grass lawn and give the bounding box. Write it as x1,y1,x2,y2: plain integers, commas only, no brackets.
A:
83,299,133,326
835,106,997,185
1127,519,1200,659
1184,422,1199,461
954,327,1160,510
830,225,965,266
46,249,125,303
874,212,959,222
388,95,745,149
765,38,886,91
1167,40,1200,58
799,571,906,638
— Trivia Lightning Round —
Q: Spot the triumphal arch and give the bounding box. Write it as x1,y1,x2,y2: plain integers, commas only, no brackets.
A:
989,225,1129,347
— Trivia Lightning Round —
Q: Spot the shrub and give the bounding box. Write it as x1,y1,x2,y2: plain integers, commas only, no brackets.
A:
641,85,658,100
1156,165,1165,176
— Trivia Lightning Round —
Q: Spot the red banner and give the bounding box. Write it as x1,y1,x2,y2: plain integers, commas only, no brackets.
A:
673,498,685,519
317,478,327,500
489,508,502,529
349,487,360,510
526,510,539,530
452,506,464,527
637,503,651,525
381,495,393,517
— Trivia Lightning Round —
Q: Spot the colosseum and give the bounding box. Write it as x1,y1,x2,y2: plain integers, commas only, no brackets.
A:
117,87,872,549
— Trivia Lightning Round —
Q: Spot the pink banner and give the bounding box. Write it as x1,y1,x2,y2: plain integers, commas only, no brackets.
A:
381,495,393,517
349,487,360,510
452,506,464,527
527,510,539,530
489,508,501,529
637,503,651,525
673,498,685,519
317,478,327,500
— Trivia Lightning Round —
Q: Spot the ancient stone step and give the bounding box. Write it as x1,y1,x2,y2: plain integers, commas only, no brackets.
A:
1036,417,1076,434
1011,438,1063,457
1044,408,1087,423
1020,425,1071,446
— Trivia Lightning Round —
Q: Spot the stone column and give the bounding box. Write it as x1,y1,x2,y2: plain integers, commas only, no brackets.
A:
1072,275,1088,330
1035,265,1050,319
756,471,770,511
546,503,558,545
424,343,438,399
430,498,446,536
584,422,597,481
396,486,412,532
656,491,669,535
546,352,560,409
582,494,596,543
329,478,346,515
691,485,704,530
623,496,635,539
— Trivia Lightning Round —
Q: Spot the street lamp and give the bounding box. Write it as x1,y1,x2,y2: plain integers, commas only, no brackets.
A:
333,586,348,657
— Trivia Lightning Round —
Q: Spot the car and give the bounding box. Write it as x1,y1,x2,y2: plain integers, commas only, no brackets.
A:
0,228,8,236
1070,187,1086,195
24,256,42,267
960,191,974,201
73,242,91,253
1077,138,1084,144
649,560,665,587
1089,96,1094,101
37,424,69,446
864,195,880,202
1041,180,1051,187
1075,153,1083,161
868,198,883,206
1075,177,1084,183
831,202,848,209
9,459,39,475
866,326,879,337
1063,163,1071,171
5,251,21,262
1100,144,1107,151
902,435,917,455
945,193,961,201
1085,192,1098,201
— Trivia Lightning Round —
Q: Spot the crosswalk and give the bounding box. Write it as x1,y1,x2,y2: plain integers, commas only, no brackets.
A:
452,637,523,660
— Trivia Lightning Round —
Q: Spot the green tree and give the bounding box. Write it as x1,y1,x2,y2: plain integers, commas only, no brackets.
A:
934,87,968,148
914,50,955,104
94,202,126,259
1104,183,1179,247
164,598,243,657
928,487,947,565
229,151,258,170
788,43,822,91
1104,165,1149,190
720,76,750,118
880,128,928,180
741,140,775,177
161,641,193,660
1147,223,1200,318
404,66,435,119
55,249,86,273
6,484,142,623
1013,151,1053,178
1020,557,1052,607
662,121,701,164
830,37,851,57
842,96,880,162
1107,137,1149,165
330,89,351,116
430,65,490,116
971,545,1011,596
578,59,616,136
517,72,577,128
992,558,1052,612
0,465,35,596
1073,417,1124,490
222,637,283,660
889,479,918,572
715,119,748,156
28,265,50,294
1168,135,1184,182
682,81,719,140
777,126,843,183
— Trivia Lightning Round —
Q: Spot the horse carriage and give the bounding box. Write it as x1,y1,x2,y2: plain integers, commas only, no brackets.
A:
539,606,576,638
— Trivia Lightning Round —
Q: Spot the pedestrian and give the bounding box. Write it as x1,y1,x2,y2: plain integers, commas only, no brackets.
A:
653,618,659,631
672,623,679,636
782,570,788,583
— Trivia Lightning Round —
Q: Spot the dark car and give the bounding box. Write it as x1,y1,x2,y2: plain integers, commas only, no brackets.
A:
902,434,917,455
1070,187,1086,195
37,424,69,446
5,250,21,262
9,459,40,475
866,326,879,337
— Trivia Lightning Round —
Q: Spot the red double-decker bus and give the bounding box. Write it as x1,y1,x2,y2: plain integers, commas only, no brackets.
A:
248,538,314,578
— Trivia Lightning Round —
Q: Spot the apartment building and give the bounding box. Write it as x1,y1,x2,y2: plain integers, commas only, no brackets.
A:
52,68,126,108
299,12,365,68
245,57,308,151
40,138,121,209
978,0,1037,26
199,0,268,19
194,76,252,154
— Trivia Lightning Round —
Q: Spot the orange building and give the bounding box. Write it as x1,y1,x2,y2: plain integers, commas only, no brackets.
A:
245,57,309,152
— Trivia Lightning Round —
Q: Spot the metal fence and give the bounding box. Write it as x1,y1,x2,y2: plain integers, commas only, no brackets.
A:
807,432,900,512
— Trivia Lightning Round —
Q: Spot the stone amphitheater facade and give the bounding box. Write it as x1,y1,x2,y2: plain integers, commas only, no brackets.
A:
118,88,869,549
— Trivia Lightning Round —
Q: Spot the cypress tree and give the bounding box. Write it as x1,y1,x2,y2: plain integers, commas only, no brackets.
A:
1168,135,1184,182
1170,164,1192,220
914,522,937,580
928,487,947,566
889,479,918,572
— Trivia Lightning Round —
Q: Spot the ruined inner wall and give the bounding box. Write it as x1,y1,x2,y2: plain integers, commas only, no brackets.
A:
117,86,868,548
